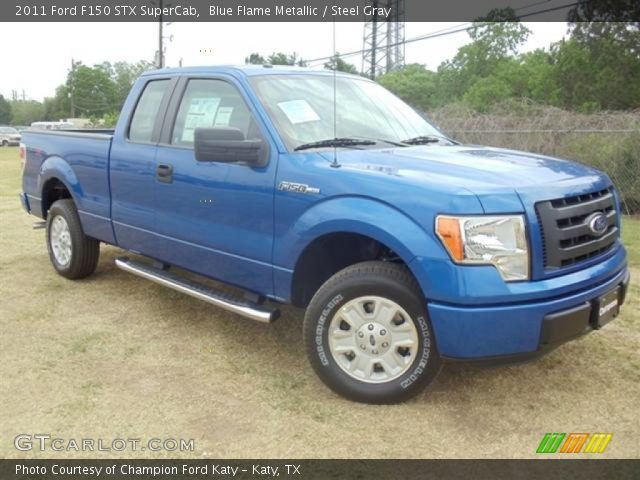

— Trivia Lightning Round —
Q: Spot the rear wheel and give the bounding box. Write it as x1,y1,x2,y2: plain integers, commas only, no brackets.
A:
1,140,8,147
304,261,441,404
46,199,99,279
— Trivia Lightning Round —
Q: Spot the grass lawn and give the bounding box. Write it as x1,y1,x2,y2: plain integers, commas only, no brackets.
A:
0,146,638,459
622,215,640,268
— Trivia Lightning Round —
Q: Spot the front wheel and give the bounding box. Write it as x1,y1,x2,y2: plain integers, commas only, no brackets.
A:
303,261,441,404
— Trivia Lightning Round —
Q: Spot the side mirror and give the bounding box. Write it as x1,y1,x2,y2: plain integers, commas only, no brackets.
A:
194,127,267,167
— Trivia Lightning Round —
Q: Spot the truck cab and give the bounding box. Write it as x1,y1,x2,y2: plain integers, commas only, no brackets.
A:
20,66,630,403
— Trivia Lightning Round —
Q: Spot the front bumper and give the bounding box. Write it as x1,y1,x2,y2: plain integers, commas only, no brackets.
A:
427,265,630,361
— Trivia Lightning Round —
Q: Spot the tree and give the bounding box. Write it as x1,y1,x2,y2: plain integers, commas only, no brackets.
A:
568,1,640,37
44,85,71,120
378,64,440,110
463,76,513,112
435,20,531,109
323,53,358,74
9,100,45,125
245,52,306,66
267,52,305,66
33,59,152,122
0,95,11,124
98,60,154,109
245,53,266,65
69,63,119,117
547,24,640,111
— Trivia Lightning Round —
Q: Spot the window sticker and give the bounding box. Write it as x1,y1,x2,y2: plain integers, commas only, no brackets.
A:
214,106,234,126
182,97,221,142
277,99,320,125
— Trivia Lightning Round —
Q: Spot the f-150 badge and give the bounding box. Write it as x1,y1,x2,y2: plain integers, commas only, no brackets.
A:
278,181,320,194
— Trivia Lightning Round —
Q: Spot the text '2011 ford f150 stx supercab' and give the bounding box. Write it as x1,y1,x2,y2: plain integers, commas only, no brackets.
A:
20,66,630,403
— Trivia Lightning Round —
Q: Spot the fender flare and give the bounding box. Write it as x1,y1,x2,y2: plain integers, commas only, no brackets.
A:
38,156,83,213
275,195,445,273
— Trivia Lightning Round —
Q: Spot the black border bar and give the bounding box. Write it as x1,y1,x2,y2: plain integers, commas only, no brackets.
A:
1,459,639,480
4,0,639,22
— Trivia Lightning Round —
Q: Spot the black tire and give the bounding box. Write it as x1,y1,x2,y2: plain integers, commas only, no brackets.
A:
1,140,8,147
304,261,441,404
46,199,99,279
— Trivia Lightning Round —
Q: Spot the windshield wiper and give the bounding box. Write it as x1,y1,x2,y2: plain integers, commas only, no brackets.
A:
351,136,408,147
401,135,451,145
294,137,376,151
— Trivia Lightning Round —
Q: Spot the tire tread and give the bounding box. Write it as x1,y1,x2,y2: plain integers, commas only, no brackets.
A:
304,260,440,404
47,199,99,279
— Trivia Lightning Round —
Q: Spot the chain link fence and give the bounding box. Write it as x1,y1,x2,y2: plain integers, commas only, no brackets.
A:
432,106,640,215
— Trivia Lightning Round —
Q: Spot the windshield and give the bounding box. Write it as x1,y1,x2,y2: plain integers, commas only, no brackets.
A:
249,74,444,151
1,127,19,134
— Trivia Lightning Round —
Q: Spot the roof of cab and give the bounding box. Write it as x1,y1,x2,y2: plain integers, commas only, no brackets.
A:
141,64,362,78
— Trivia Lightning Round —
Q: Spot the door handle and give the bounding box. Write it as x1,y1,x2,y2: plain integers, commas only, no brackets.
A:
156,164,173,183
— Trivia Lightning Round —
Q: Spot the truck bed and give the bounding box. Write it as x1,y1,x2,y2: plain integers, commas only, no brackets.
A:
21,128,115,243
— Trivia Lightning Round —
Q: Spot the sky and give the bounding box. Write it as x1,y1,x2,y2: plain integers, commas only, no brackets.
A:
0,22,569,102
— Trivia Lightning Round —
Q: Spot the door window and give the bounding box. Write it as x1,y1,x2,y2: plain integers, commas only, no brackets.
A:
171,79,258,147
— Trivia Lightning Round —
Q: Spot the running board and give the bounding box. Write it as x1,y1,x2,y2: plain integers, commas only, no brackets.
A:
115,257,279,323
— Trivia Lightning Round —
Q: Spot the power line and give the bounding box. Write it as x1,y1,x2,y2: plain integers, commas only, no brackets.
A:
306,23,477,66
306,1,580,67
517,1,580,19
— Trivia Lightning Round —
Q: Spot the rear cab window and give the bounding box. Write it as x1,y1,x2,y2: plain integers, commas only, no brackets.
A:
129,79,170,143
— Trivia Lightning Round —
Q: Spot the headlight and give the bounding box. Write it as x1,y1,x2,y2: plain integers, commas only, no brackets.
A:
436,215,529,281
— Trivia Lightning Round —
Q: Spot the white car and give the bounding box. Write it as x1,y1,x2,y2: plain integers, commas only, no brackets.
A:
0,126,21,146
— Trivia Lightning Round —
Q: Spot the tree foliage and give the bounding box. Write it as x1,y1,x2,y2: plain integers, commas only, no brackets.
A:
8,100,44,125
323,53,358,74
4,60,154,125
378,64,439,109
378,20,639,112
5,21,639,127
245,52,306,66
0,95,11,124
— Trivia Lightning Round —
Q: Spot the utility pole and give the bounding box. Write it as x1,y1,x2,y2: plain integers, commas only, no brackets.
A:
158,0,164,68
70,59,76,117
153,0,172,68
362,0,405,79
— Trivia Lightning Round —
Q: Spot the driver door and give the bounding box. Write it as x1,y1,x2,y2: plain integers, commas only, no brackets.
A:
153,76,277,296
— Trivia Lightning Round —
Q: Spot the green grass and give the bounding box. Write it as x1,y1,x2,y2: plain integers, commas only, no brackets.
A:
0,146,639,459
622,217,640,267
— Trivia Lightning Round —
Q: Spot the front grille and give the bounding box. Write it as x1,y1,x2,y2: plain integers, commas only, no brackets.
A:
536,187,618,269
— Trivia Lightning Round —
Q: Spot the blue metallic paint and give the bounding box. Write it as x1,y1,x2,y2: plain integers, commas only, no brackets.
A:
428,262,628,357
20,66,629,360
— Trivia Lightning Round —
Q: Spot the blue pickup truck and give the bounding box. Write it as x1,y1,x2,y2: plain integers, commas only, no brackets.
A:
20,66,630,403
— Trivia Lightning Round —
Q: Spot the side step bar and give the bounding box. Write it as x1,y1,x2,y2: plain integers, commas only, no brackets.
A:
115,257,279,323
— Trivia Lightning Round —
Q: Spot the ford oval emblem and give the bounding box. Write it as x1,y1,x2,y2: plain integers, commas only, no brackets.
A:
588,212,608,236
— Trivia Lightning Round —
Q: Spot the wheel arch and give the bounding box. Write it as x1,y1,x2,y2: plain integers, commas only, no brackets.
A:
38,156,82,218
280,197,438,307
41,177,74,219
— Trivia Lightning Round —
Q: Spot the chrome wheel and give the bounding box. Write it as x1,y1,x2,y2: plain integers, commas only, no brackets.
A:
328,296,419,384
50,215,72,267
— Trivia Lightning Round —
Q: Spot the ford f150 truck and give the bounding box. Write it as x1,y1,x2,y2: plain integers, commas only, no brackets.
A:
20,66,630,403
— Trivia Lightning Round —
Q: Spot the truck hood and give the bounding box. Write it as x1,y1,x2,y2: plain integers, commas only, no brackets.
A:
334,145,606,193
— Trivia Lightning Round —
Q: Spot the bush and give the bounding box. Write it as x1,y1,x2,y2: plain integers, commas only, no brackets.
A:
559,132,640,215
430,104,640,214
